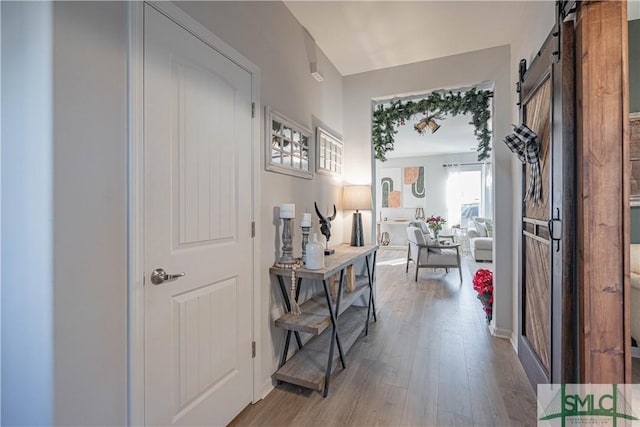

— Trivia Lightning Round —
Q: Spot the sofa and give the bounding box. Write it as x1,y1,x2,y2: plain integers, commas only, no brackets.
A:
467,217,493,262
631,244,640,347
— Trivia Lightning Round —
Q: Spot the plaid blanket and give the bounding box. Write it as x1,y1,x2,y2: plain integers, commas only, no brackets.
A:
504,123,541,204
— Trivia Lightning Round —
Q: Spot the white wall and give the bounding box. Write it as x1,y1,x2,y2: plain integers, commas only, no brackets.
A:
2,2,128,425
52,3,128,424
343,45,514,335
0,1,558,423
1,2,55,425
509,1,556,348
2,2,345,421
175,1,345,397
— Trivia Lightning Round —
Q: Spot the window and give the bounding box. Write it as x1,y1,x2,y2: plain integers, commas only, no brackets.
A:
316,127,343,177
266,108,312,179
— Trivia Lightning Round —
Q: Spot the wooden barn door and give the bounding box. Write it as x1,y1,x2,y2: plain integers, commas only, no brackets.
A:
517,18,577,386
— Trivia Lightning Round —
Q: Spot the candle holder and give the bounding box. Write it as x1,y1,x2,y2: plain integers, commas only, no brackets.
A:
301,226,311,264
279,218,295,264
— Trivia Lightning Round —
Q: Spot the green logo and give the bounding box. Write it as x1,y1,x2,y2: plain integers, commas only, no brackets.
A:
538,384,639,426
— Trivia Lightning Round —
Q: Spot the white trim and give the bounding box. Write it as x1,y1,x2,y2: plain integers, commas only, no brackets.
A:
489,324,512,340
265,106,313,180
147,2,258,75
0,2,3,416
127,2,144,425
260,379,274,401
127,3,263,425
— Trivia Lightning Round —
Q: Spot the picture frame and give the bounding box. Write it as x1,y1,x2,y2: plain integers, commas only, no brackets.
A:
316,126,343,177
631,112,640,206
265,107,313,179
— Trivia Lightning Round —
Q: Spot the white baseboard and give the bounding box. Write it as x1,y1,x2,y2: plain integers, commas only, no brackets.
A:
510,331,518,353
490,324,512,340
259,378,274,401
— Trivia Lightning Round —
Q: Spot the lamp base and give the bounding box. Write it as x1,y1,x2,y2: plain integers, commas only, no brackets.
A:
350,212,365,246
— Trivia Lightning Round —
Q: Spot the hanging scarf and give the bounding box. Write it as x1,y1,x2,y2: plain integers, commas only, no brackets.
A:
504,124,541,204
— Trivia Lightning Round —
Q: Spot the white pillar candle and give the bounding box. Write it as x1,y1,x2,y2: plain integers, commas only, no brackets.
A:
279,203,295,219
301,213,311,227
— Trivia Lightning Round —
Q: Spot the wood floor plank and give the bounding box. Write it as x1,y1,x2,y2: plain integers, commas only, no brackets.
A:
230,249,537,427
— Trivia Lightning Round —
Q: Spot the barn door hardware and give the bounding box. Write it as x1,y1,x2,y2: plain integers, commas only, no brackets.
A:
547,208,562,252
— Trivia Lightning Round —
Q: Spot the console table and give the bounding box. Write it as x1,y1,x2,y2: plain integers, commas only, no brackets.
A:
376,220,411,248
270,244,378,397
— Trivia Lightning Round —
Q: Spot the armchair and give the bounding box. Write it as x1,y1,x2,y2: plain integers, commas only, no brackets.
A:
406,226,462,282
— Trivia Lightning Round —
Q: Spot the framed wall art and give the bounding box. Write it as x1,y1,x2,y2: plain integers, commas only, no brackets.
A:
401,166,426,208
378,168,402,208
265,107,312,179
316,126,343,177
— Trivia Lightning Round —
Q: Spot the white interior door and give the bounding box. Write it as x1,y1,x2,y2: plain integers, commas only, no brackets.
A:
144,5,253,425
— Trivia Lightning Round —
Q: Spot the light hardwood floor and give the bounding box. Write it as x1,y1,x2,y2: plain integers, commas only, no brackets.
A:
230,249,537,426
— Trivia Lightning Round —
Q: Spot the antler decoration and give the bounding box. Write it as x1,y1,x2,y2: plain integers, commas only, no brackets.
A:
314,202,336,246
314,202,326,223
327,205,337,221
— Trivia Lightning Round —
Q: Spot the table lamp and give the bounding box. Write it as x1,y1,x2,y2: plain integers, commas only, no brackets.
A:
343,185,372,246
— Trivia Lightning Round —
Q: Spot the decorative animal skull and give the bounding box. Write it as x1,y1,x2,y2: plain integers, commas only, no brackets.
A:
314,202,337,245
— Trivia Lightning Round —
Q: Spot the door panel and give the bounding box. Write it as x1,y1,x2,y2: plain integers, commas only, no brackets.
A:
173,60,237,245
522,76,552,376
517,20,577,386
524,233,551,373
523,78,552,220
144,4,253,425
172,278,238,416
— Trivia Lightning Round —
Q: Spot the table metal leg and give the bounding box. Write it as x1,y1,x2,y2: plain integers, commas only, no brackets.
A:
365,255,373,336
371,251,378,321
279,331,291,369
322,274,346,368
321,269,346,397
365,251,378,325
333,272,346,369
276,275,303,351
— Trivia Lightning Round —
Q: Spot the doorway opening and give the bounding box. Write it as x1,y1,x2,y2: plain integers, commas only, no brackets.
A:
372,82,495,261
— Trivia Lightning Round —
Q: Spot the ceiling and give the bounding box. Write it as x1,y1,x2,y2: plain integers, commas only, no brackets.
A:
283,1,535,158
284,1,537,76
387,111,479,158
283,1,637,158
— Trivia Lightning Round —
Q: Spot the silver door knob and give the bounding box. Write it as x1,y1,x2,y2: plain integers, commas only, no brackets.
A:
150,268,186,285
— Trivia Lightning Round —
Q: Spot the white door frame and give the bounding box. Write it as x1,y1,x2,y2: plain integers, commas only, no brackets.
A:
127,2,262,424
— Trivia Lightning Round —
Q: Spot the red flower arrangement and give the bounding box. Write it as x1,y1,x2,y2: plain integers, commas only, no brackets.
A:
426,215,446,235
472,269,494,323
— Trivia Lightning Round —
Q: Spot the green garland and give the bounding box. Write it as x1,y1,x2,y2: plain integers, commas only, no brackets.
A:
372,88,493,161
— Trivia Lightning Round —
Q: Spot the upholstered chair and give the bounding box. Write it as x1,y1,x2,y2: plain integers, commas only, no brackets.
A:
405,226,462,282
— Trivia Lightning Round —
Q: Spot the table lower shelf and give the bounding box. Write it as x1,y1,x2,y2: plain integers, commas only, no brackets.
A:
273,305,368,391
274,276,369,335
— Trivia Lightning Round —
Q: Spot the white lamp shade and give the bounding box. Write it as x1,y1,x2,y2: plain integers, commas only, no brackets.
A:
343,185,372,211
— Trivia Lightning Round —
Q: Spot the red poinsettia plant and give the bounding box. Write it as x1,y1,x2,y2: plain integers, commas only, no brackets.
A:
426,215,446,235
472,269,494,323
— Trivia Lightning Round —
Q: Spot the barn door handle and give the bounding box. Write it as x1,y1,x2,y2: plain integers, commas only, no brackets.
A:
150,268,186,285
548,208,561,252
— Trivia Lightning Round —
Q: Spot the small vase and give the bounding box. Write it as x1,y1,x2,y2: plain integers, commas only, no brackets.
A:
381,232,390,246
305,233,324,270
